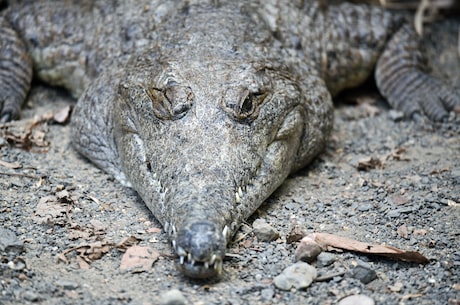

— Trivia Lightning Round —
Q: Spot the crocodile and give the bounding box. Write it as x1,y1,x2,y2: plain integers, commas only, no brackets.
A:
0,0,458,278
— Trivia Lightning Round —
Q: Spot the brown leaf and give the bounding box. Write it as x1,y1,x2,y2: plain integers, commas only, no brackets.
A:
302,232,429,264
120,245,159,272
77,256,90,270
386,147,410,162
356,156,384,171
33,195,68,224
115,236,142,250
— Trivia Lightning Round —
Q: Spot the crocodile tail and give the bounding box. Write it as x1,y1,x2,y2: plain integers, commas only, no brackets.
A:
375,23,460,121
0,15,33,122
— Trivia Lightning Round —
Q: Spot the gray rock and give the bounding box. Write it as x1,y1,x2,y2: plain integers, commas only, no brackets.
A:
22,291,41,302
160,289,187,305
0,228,24,253
56,279,79,290
316,252,335,267
252,219,280,242
260,287,275,300
273,262,317,291
338,294,375,305
351,265,377,284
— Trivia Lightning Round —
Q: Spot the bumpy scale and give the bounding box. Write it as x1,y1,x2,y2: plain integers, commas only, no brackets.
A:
0,1,458,278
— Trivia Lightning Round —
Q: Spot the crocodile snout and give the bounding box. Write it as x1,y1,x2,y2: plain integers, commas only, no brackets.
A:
174,220,227,279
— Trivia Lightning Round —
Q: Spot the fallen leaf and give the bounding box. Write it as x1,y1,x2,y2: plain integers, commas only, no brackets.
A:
33,196,69,224
299,232,429,264
0,160,22,169
386,147,410,162
76,256,90,270
356,156,384,171
120,245,159,272
115,236,142,250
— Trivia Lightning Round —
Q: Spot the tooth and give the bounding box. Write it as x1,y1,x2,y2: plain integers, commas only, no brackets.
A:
176,246,186,256
235,191,241,204
171,240,176,249
191,259,195,266
214,260,223,275
179,256,184,265
210,254,216,265
222,225,229,238
187,253,192,262
238,186,243,198
204,262,209,269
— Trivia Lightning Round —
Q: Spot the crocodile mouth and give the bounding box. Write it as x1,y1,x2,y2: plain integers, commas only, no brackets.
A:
171,220,227,279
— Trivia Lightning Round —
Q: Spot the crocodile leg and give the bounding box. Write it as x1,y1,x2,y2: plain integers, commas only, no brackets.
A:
0,16,32,122
375,23,460,121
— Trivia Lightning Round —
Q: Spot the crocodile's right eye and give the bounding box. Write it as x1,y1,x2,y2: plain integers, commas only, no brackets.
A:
147,84,194,120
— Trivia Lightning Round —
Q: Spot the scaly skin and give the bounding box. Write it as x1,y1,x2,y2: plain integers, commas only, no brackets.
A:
0,1,458,278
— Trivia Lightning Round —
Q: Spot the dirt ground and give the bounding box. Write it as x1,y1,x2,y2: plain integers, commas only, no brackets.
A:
1,79,459,305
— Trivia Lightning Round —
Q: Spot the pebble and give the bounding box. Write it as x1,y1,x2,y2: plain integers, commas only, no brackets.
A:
22,291,41,302
338,294,375,305
316,252,336,267
252,219,280,242
0,228,24,253
260,287,275,300
56,279,79,290
294,237,322,263
273,262,317,291
350,265,377,284
159,289,187,305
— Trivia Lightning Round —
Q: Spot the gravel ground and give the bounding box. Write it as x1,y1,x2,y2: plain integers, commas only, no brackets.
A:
1,81,459,305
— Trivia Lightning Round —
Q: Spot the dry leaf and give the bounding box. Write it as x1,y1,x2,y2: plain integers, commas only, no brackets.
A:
356,156,384,171
0,160,22,169
120,245,159,272
299,232,429,264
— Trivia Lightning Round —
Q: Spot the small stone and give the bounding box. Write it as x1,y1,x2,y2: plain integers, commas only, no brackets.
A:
22,291,41,302
387,210,401,218
160,289,187,305
260,288,275,300
56,280,79,290
351,265,377,284
338,294,375,305
273,262,317,291
0,228,24,253
294,236,322,263
388,109,404,122
252,219,280,242
316,252,335,267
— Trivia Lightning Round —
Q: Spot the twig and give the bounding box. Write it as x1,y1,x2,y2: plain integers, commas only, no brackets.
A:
0,171,41,179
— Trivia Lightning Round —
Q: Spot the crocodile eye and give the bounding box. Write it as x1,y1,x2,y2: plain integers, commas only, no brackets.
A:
222,88,267,123
147,84,194,120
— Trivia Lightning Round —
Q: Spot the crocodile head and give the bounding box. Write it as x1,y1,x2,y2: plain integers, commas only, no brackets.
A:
111,5,332,279
113,56,332,278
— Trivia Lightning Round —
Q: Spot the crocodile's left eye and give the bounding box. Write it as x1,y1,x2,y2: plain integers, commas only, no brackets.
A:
222,88,268,123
